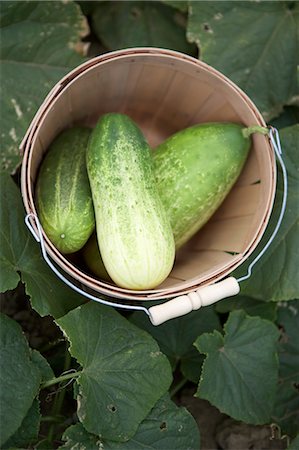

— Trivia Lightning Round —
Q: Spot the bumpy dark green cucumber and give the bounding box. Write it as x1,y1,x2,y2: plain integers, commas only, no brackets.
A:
86,113,175,290
153,122,255,248
36,127,95,254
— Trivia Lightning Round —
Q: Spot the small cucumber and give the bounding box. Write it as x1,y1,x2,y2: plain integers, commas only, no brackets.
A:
82,234,111,282
36,127,95,254
153,123,259,248
86,113,175,290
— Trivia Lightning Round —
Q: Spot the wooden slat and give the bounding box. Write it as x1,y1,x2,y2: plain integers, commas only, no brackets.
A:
171,249,238,280
235,150,261,186
191,215,255,253
191,94,239,124
212,183,261,220
149,71,214,132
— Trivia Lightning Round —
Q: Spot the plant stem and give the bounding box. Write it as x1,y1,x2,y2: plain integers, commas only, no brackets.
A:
40,415,63,423
242,125,269,138
41,369,81,389
170,377,188,398
45,350,76,445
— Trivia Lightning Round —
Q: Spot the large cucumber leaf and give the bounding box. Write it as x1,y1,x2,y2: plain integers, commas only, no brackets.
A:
91,1,194,54
161,1,188,12
60,395,200,449
0,1,88,174
56,302,173,442
131,305,221,383
287,435,299,450
0,314,41,446
2,398,40,449
31,349,55,383
271,106,299,130
234,125,299,301
60,423,99,450
272,300,299,437
195,310,280,424
187,1,299,120
76,1,100,16
0,172,84,318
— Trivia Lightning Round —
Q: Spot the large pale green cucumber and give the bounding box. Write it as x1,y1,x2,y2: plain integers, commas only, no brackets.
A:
86,113,175,290
36,127,95,254
153,122,256,248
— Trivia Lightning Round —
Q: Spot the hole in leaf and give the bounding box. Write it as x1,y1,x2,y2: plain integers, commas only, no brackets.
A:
278,324,285,335
160,421,167,431
278,324,288,344
203,23,213,33
107,404,117,413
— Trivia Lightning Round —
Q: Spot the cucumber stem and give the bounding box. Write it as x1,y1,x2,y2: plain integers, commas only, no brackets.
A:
41,369,82,389
242,125,269,139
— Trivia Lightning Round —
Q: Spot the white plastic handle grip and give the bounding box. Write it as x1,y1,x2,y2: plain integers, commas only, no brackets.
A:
148,277,240,326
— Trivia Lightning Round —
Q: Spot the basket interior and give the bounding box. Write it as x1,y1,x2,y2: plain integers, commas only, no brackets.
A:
24,50,275,300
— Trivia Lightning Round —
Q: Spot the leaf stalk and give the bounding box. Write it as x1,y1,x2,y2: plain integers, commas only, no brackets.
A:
41,369,82,389
170,377,188,398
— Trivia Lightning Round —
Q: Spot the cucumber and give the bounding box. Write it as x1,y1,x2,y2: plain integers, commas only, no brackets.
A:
153,122,257,248
36,127,95,254
86,113,175,290
82,234,111,282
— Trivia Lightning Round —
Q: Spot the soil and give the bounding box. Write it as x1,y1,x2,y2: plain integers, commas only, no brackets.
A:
1,285,290,449
178,387,288,450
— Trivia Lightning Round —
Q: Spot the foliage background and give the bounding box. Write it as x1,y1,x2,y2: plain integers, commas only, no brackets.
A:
0,1,298,449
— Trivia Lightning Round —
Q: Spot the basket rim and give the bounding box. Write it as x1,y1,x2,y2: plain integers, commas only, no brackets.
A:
20,47,277,301
20,46,271,153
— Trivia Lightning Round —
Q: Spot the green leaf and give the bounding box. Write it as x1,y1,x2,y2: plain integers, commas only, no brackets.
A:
271,106,299,130
0,174,22,292
0,0,87,174
233,125,299,301
56,302,173,442
60,395,200,449
215,295,277,321
271,300,299,437
91,1,193,54
76,1,101,16
161,1,188,12
31,349,55,383
287,434,299,450
195,310,280,424
60,423,99,449
272,383,299,439
187,1,299,120
277,300,299,383
0,313,41,446
0,172,84,318
131,305,221,383
3,398,40,449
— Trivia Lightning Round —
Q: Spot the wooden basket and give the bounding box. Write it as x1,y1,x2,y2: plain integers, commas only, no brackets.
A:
20,48,276,302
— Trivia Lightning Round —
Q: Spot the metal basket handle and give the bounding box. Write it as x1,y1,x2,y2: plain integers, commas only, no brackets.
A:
25,213,151,318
